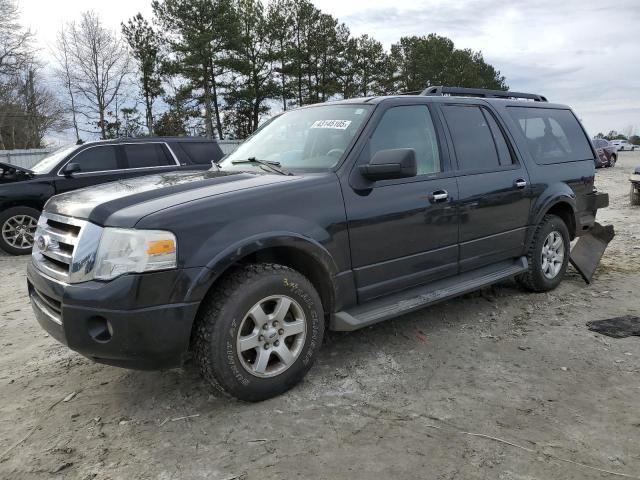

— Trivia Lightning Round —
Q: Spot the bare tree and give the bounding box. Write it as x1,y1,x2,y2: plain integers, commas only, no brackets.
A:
56,11,131,139
0,0,32,80
52,27,81,143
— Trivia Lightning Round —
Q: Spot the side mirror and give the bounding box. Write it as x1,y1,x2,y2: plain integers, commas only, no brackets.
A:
359,148,417,181
63,162,81,177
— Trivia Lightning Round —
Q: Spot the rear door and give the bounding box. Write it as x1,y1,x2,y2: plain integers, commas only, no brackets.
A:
54,144,126,194
439,103,531,272
342,103,460,302
122,142,183,179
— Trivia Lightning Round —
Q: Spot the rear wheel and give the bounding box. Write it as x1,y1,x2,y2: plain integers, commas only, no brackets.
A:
518,214,570,292
0,206,40,255
194,263,324,401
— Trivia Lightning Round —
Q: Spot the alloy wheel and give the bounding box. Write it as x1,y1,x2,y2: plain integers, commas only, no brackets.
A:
236,295,307,378
2,215,37,250
541,231,565,279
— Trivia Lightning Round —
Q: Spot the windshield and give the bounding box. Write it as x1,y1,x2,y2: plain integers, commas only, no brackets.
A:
30,145,78,174
220,104,372,171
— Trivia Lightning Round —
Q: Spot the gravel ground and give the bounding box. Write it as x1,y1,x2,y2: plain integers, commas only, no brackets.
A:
1,152,639,480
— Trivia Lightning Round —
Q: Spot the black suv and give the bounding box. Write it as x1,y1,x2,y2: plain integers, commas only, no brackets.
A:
0,137,224,255
27,87,608,401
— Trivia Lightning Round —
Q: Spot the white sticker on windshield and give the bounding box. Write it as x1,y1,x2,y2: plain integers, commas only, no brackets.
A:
311,120,352,130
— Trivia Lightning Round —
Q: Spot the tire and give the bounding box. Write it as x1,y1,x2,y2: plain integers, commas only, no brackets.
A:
194,263,325,402
609,154,617,167
518,214,570,292
631,183,640,206
0,206,40,255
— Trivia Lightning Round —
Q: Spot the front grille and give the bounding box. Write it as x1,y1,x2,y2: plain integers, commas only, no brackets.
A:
32,213,86,282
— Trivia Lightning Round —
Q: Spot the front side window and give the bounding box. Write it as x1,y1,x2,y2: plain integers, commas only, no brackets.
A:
124,144,173,168
507,107,593,164
71,146,118,173
442,105,503,171
369,105,441,176
220,105,372,171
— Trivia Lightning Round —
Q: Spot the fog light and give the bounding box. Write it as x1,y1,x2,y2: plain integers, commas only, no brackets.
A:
87,316,113,343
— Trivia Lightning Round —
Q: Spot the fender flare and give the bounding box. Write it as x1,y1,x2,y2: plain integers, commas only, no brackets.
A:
185,231,339,303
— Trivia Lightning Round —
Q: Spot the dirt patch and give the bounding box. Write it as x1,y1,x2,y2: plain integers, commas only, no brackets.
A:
1,152,639,479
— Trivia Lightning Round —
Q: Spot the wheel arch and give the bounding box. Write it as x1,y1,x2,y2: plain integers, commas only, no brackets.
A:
544,201,577,240
530,194,577,243
187,233,339,321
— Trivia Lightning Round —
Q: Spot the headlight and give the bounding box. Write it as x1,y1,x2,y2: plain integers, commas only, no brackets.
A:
94,228,177,281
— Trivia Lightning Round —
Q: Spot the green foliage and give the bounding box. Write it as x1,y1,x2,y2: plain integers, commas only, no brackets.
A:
152,0,238,139
629,135,640,146
390,34,507,93
122,13,164,135
223,0,279,137
49,0,514,141
606,130,627,140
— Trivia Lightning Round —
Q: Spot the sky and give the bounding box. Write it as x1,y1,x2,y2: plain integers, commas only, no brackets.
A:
18,0,640,140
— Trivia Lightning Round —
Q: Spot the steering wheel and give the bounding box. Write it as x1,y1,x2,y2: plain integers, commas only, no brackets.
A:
326,148,344,158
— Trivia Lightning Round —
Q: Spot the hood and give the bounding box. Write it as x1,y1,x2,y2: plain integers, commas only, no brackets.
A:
0,162,34,183
46,169,298,227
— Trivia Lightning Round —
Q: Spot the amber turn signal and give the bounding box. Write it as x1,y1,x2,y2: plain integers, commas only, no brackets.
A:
146,239,176,255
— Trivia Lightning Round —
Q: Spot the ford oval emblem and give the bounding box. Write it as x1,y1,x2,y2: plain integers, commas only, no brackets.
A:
37,235,50,252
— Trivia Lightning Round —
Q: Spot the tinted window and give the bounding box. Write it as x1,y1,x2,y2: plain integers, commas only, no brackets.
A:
181,142,222,165
72,146,118,173
484,110,514,166
507,107,593,164
124,144,173,168
442,105,501,171
370,105,440,175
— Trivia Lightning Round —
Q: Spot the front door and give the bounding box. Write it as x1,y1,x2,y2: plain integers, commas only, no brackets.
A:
54,144,126,194
343,104,460,303
439,103,531,272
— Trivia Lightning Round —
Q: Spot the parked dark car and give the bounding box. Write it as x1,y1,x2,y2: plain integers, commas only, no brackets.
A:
592,138,617,167
0,137,224,255
28,86,608,401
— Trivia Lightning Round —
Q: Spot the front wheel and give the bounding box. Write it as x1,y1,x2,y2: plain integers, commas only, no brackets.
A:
608,155,617,167
518,214,570,292
194,263,324,402
0,206,40,255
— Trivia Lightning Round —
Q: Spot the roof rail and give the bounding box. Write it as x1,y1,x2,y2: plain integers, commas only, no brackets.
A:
421,86,548,102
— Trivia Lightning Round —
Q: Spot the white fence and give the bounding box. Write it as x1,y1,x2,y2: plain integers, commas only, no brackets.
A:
0,148,54,169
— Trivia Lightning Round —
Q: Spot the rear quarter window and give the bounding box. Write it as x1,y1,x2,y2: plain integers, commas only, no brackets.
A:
507,107,594,164
180,142,224,165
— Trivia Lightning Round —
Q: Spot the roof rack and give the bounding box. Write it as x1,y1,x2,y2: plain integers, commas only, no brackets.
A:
421,86,548,102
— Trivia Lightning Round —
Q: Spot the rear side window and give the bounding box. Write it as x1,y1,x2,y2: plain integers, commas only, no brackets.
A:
124,143,174,168
370,105,441,176
71,146,118,173
507,107,593,164
180,142,223,165
442,105,511,171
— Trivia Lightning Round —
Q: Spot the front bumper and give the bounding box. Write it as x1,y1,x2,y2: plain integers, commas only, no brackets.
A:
27,262,201,369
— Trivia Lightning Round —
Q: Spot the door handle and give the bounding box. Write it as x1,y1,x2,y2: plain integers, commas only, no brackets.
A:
514,179,527,189
430,190,449,202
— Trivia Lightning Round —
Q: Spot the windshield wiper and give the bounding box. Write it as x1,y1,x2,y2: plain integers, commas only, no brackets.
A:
231,157,292,176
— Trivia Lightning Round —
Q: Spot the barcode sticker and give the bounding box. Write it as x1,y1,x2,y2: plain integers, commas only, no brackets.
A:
310,120,352,130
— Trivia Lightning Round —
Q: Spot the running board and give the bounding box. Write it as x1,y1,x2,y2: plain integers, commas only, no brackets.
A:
331,257,528,331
